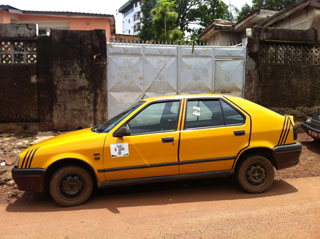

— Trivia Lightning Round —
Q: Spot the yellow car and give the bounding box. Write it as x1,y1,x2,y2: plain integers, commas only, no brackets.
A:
12,94,301,206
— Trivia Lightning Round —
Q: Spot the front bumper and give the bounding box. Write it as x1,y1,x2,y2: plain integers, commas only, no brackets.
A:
273,143,302,170
301,122,320,139
12,168,46,192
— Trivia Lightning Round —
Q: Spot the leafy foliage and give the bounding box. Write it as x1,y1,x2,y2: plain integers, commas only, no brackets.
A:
139,0,231,41
151,0,183,41
138,0,301,42
236,3,253,21
139,0,157,40
175,0,201,33
252,0,300,11
194,0,230,34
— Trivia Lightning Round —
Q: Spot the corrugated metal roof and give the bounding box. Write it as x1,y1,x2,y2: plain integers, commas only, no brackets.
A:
256,0,314,27
0,5,114,18
234,9,278,32
199,20,233,40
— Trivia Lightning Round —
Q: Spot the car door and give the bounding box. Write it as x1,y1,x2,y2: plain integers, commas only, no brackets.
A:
179,98,250,174
103,100,182,181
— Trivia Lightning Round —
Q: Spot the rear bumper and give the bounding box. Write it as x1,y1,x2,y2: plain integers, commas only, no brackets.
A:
273,143,302,170
12,168,46,192
302,122,320,139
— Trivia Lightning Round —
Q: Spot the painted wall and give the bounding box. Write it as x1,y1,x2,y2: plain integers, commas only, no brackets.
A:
0,10,112,41
0,10,11,23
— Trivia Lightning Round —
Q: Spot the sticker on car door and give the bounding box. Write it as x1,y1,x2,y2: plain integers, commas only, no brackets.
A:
110,143,129,157
192,106,201,116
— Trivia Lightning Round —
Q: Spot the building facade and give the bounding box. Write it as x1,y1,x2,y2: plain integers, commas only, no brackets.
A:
0,5,115,41
199,10,278,45
119,0,142,35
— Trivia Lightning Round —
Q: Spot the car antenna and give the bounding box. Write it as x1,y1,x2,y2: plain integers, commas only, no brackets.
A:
141,93,145,99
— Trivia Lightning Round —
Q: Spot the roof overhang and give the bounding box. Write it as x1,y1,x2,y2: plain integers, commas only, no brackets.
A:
0,5,114,19
199,20,233,41
234,9,278,32
257,0,320,27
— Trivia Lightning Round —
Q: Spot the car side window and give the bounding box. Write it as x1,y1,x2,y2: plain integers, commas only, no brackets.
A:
185,100,224,129
221,101,245,125
128,101,180,135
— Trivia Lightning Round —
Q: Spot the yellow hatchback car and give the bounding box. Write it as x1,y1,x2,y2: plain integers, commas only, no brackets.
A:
12,94,301,206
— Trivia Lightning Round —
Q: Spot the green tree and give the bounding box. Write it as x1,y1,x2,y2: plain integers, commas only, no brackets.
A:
139,0,157,41
194,0,230,34
151,0,183,41
236,3,253,21
175,0,201,33
252,0,300,11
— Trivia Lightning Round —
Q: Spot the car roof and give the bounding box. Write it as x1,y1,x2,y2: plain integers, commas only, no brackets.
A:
142,94,239,102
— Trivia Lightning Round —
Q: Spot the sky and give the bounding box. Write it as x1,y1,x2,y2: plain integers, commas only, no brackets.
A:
0,0,251,33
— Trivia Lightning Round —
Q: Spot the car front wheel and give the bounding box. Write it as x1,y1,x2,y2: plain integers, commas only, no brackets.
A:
49,165,93,206
237,155,275,193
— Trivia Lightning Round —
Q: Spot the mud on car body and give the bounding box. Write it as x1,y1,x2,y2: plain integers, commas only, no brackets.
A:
12,94,302,206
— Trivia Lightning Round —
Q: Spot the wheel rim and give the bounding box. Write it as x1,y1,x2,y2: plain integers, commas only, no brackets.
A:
60,175,84,198
246,164,267,186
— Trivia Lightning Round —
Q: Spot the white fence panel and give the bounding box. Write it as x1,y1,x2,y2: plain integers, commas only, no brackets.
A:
107,43,246,119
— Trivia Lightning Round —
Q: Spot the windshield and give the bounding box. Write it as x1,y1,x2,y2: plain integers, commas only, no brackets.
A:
92,101,145,133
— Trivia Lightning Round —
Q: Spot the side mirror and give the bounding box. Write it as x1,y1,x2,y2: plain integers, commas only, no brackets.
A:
114,126,131,138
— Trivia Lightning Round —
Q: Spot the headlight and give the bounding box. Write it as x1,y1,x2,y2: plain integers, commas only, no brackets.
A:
305,116,312,124
14,156,20,168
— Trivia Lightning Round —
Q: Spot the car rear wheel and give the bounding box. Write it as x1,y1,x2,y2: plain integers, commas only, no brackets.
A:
49,166,93,206
237,155,274,193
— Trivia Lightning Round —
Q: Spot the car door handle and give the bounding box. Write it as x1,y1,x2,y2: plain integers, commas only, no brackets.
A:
234,130,245,136
162,137,174,143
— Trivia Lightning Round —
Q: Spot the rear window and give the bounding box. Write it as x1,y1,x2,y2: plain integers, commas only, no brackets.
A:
184,99,245,129
221,101,245,125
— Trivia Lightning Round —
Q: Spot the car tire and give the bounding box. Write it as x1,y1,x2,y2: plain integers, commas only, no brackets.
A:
237,155,274,193
49,165,93,207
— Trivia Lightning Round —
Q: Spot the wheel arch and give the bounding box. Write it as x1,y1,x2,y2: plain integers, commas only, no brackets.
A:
234,147,276,173
43,158,98,192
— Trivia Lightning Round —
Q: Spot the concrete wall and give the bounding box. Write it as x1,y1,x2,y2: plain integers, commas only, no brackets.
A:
245,27,320,119
49,30,107,131
0,24,107,132
272,6,315,30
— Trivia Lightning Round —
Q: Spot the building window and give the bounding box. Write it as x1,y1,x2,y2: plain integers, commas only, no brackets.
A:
38,28,48,36
134,23,141,32
134,12,140,21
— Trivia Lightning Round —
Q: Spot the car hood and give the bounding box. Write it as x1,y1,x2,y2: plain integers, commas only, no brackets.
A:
30,128,99,149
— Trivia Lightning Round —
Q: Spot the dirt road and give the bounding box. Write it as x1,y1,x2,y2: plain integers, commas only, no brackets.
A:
1,176,319,239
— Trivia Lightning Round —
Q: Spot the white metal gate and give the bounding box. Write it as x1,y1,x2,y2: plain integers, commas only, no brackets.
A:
107,43,246,118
